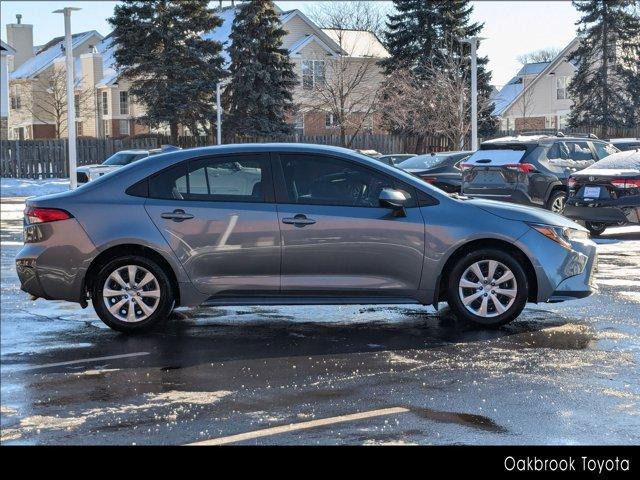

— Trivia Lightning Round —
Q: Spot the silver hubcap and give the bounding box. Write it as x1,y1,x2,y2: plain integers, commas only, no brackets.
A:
551,195,565,213
458,260,518,318
102,265,160,323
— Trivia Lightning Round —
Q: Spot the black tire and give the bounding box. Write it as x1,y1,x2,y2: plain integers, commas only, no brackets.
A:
585,222,607,236
546,190,567,214
91,255,174,333
446,248,529,327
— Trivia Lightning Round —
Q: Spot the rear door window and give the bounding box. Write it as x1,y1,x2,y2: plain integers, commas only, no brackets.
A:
593,142,619,159
148,155,270,202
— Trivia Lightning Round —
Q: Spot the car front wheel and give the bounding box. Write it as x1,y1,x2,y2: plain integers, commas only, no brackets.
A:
446,249,528,327
91,255,174,333
585,222,608,236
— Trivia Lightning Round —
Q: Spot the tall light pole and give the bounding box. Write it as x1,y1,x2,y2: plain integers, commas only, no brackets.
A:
216,82,222,145
53,7,81,188
459,36,485,151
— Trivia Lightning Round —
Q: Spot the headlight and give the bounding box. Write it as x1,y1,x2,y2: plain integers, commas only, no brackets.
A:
528,223,589,249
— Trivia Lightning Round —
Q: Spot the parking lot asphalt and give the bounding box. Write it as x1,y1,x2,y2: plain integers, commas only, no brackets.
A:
1,197,639,445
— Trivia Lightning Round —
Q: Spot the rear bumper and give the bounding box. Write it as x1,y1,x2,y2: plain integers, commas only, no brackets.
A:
564,203,639,225
463,190,535,206
16,218,96,303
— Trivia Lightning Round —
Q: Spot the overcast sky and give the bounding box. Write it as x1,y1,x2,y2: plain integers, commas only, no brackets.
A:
0,0,580,87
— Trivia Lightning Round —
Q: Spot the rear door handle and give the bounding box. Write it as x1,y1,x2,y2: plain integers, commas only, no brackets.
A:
282,214,316,226
161,209,194,221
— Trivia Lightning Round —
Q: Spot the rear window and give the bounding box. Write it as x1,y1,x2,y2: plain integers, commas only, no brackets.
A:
587,151,640,170
464,149,526,166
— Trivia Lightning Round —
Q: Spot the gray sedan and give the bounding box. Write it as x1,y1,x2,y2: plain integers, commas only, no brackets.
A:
16,144,597,333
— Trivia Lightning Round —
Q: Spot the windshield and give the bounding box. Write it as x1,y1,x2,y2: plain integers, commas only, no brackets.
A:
103,152,148,166
397,154,448,170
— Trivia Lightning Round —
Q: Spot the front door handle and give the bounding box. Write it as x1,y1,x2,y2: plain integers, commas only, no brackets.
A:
161,209,194,222
282,214,316,226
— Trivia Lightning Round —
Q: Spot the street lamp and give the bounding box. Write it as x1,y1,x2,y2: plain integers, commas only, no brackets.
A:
53,7,81,189
458,36,486,151
216,82,222,145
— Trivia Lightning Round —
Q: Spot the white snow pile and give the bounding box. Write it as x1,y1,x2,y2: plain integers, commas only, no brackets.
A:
1,178,69,198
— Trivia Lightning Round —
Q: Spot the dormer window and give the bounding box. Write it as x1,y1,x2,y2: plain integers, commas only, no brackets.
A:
556,76,569,100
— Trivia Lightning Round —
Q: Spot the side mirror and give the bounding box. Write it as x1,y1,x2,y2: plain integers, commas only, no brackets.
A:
379,188,407,217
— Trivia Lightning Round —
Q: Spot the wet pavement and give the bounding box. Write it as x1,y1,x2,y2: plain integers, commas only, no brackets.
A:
1,196,639,445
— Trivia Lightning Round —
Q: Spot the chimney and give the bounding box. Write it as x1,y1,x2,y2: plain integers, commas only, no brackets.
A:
80,50,103,89
6,14,34,70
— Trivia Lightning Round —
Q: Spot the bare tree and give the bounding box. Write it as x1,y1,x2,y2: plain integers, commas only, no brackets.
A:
24,66,95,138
380,51,493,150
511,76,538,130
298,28,385,147
517,47,561,65
303,1,387,40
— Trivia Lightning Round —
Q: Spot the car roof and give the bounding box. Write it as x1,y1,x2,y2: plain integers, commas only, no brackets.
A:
116,149,149,154
483,135,605,146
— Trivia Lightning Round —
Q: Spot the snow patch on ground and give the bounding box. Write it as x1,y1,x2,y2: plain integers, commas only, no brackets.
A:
1,405,18,415
1,178,69,198
20,414,86,430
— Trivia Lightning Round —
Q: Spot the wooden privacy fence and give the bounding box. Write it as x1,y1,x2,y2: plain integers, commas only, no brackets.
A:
3,126,639,179
0,137,159,179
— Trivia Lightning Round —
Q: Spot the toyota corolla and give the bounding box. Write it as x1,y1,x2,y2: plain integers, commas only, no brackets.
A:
16,144,597,332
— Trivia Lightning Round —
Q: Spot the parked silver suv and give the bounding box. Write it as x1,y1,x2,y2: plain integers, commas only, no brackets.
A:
17,144,597,332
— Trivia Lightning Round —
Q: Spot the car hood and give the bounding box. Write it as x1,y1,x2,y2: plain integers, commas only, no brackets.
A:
465,198,586,230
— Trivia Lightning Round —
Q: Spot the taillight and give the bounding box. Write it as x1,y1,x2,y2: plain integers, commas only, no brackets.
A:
460,164,472,171
505,163,536,173
611,179,640,189
568,177,577,188
25,207,73,224
420,176,437,183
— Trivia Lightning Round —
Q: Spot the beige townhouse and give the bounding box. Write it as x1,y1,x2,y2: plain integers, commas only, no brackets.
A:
493,38,580,132
6,5,388,140
1,39,17,139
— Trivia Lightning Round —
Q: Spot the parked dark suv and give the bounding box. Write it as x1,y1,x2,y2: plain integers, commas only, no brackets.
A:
461,135,619,213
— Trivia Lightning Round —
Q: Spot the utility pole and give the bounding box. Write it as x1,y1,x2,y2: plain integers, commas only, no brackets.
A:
459,36,485,151
216,82,222,145
53,7,81,188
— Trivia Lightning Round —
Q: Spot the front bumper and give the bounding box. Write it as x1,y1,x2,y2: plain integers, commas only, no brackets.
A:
517,227,598,303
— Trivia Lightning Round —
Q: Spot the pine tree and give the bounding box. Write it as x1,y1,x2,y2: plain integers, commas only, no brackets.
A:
379,0,441,76
109,0,226,142
223,0,298,139
380,0,496,135
568,0,640,131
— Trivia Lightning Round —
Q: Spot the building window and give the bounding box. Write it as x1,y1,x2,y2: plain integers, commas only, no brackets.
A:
556,76,569,100
10,85,21,110
119,119,130,136
294,113,304,135
75,94,80,118
119,91,129,115
325,113,338,128
102,91,109,115
103,119,111,137
76,121,83,136
545,116,554,129
302,60,325,90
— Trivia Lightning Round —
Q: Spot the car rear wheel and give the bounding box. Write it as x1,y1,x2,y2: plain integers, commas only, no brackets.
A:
92,255,174,333
585,222,608,236
446,249,528,327
547,190,567,214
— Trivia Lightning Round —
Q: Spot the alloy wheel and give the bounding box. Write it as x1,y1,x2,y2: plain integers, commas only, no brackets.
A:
551,195,566,213
102,265,161,323
458,260,518,318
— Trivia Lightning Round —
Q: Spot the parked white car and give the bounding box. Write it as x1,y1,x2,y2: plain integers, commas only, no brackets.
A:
77,146,181,184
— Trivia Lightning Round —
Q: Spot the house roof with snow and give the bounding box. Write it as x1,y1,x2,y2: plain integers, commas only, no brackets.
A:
10,30,103,80
1,39,17,55
492,38,579,116
321,29,389,58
